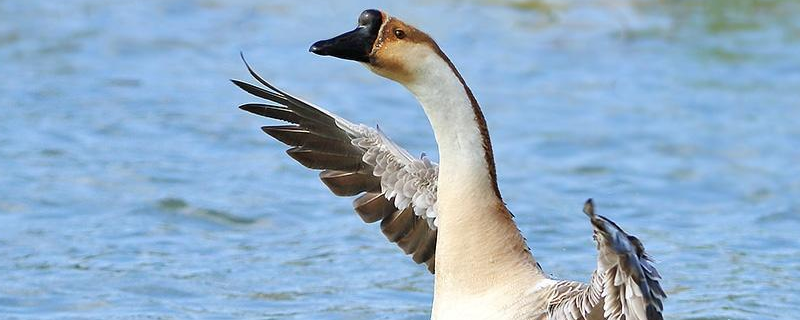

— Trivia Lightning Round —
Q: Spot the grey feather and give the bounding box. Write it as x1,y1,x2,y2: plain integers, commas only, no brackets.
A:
546,199,665,320
234,57,439,273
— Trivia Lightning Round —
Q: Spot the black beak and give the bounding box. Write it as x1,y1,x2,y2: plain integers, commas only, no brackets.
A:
309,9,382,63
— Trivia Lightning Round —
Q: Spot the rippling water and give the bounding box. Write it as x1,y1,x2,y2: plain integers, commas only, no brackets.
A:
1,0,799,319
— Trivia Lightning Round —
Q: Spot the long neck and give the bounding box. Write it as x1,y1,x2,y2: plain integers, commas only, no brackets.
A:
406,54,500,199
403,49,544,295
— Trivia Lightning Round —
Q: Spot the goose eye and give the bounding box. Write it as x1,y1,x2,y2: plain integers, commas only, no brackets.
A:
394,29,406,39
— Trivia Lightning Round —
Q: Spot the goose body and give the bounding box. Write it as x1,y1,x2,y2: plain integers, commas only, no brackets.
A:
234,9,665,320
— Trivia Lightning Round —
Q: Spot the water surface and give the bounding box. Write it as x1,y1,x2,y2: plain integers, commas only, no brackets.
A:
1,0,799,319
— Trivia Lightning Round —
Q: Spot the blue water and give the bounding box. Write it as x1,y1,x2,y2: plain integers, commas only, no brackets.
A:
1,1,799,319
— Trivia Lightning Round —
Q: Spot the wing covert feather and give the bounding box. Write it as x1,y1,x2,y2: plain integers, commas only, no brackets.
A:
547,200,666,320
234,58,439,272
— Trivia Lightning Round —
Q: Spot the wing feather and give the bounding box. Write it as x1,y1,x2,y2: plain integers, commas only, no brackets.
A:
587,199,666,320
234,56,439,272
546,200,665,320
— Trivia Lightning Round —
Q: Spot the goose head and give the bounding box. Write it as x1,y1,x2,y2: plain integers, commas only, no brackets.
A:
309,9,440,84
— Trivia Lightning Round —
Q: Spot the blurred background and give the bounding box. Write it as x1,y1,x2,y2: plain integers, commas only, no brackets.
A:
1,0,799,319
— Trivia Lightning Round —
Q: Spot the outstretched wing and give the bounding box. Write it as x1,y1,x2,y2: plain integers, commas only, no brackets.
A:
232,56,438,273
546,199,666,320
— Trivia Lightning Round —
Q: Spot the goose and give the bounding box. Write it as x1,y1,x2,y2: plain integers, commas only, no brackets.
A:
232,9,665,320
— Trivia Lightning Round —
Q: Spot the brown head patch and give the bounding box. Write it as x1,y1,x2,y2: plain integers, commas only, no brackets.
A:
367,16,437,83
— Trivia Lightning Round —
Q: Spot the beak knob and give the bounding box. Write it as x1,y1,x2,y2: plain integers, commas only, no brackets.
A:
307,9,383,63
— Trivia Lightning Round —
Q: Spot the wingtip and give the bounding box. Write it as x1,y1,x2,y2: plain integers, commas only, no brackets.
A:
240,51,252,70
230,79,250,93
583,198,595,216
237,52,290,97
239,103,258,113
